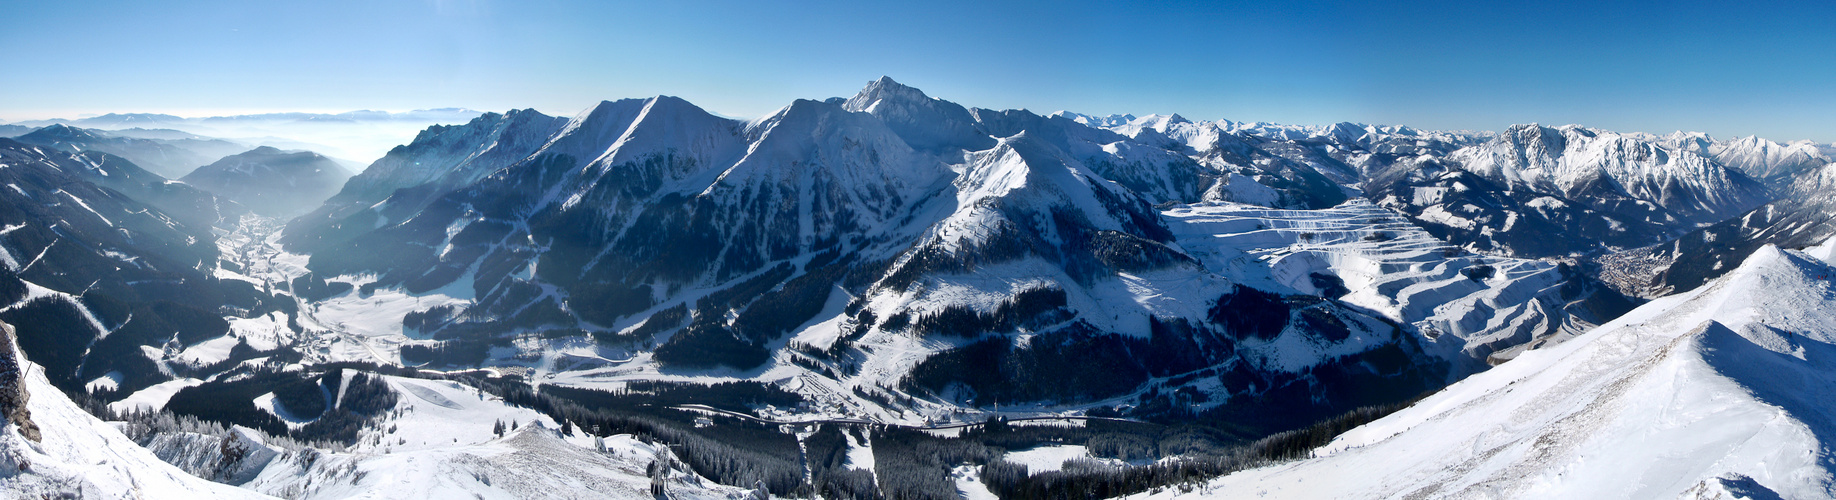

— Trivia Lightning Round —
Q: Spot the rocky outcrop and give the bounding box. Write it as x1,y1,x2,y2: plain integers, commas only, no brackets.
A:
0,321,40,442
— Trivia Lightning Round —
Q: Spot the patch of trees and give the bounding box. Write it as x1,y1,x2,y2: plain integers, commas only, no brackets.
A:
163,367,298,436
1462,264,1496,281
905,321,1150,405
873,427,997,500
595,303,686,346
270,375,327,417
542,380,802,414
879,223,1035,293
653,323,770,370
733,257,848,343
1296,307,1353,342
399,338,495,367
294,371,398,443
1208,285,1290,341
402,305,457,336
697,263,794,318
289,272,352,301
1308,272,1350,299
907,287,1072,338
567,281,654,327
163,365,399,444
1,296,99,390
969,398,1425,500
803,425,877,500
471,377,805,495
0,268,27,308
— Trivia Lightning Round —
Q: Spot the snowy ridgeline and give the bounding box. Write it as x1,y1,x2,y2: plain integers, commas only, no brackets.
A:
1135,241,1836,499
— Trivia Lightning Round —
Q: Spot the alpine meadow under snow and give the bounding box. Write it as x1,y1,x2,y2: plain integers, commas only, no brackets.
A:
2,76,1835,499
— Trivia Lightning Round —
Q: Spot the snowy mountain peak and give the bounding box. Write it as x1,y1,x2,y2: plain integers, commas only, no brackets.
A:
844,76,932,113
841,77,992,153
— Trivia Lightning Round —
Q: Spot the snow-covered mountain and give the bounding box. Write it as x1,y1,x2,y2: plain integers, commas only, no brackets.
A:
247,78,1640,439
1453,124,1770,226
180,146,354,218
1660,131,1830,189
9,77,1836,499
13,124,241,179
1138,241,1836,499
1361,125,1774,258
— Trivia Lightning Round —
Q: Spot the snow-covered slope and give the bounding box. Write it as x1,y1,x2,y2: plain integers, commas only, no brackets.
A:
1139,243,1836,499
0,322,275,499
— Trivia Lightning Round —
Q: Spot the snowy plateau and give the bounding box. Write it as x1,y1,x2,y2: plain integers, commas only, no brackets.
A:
2,77,1835,499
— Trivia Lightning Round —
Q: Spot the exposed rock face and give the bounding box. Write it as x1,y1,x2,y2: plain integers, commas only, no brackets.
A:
0,321,40,442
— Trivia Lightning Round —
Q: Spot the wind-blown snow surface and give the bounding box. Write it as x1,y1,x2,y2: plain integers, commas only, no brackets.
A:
243,426,747,500
0,357,274,498
1138,243,1836,499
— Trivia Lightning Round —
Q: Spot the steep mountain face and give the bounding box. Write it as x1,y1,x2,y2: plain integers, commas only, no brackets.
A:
1146,243,1836,499
180,146,353,218
14,124,226,179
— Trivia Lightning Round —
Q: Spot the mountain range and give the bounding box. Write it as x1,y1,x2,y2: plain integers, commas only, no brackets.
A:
3,77,1835,499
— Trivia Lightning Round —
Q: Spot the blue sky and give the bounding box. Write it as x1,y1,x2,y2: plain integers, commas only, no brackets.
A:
3,0,1832,142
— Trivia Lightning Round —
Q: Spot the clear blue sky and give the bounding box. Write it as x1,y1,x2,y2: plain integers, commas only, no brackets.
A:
3,0,1832,142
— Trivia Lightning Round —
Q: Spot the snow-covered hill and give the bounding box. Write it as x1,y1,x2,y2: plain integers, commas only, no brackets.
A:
0,322,276,499
1137,241,1836,499
13,124,239,179
180,146,353,218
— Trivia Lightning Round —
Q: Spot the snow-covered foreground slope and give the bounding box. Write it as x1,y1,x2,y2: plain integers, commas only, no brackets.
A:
0,344,274,498
243,426,749,500
128,371,755,499
1137,243,1836,499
